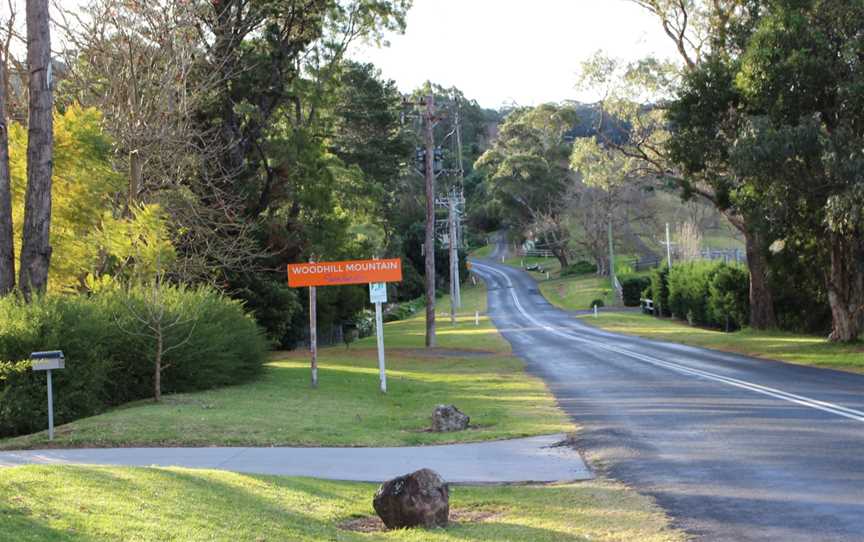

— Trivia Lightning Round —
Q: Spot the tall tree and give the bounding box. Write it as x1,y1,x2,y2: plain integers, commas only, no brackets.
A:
0,8,14,294
18,0,53,296
730,0,864,341
589,1,778,329
475,103,578,268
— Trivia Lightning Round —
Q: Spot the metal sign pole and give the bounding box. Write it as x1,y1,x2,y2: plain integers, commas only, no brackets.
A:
375,301,386,393
369,282,388,393
46,369,54,440
310,285,318,388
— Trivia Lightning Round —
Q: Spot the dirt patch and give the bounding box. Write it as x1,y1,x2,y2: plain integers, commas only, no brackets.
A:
339,508,504,533
396,348,496,359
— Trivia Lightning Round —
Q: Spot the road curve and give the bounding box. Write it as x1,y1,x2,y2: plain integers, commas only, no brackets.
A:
471,258,864,542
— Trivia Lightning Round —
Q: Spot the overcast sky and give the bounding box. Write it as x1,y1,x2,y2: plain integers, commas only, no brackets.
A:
352,0,682,108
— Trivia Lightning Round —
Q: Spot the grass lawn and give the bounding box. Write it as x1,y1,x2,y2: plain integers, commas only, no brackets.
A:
581,312,864,373
470,244,494,259
0,465,685,542
0,281,573,450
540,275,620,311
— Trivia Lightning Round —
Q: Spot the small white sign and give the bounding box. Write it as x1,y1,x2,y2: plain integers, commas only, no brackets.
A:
369,282,387,304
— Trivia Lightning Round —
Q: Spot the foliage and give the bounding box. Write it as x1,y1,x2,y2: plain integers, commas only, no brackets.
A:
620,275,651,307
7,106,123,291
382,296,425,323
590,298,605,309
708,264,750,331
647,265,671,317
0,286,266,437
667,261,750,329
668,261,723,325
561,261,598,276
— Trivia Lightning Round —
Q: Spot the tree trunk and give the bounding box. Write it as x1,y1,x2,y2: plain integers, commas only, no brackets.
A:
826,233,864,343
743,228,777,330
552,247,569,270
18,0,53,297
0,53,14,295
154,328,163,402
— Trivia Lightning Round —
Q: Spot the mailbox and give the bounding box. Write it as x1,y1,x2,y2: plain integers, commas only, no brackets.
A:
31,350,65,371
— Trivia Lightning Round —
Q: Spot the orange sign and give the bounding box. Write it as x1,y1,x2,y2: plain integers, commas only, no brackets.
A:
287,258,403,288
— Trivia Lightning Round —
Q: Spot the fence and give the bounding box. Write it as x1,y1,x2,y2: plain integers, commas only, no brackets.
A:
516,248,554,258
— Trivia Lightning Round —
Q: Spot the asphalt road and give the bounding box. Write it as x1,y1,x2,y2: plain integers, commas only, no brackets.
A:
471,254,864,542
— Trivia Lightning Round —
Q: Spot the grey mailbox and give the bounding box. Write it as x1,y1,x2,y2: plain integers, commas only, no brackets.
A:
31,350,65,440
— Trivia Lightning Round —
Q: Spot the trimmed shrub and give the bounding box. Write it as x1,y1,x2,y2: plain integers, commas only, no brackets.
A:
561,261,597,276
590,298,605,309
668,261,723,325
620,275,651,307
0,285,267,438
647,266,671,316
709,265,750,331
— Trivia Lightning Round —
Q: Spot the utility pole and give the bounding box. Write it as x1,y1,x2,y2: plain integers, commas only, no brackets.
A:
452,103,464,311
665,222,673,268
423,95,436,347
608,220,619,301
448,192,458,324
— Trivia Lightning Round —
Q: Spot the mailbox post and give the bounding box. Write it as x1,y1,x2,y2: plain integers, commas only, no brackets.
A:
31,351,65,440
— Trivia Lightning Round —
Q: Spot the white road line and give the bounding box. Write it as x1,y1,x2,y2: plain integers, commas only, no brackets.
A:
472,262,864,424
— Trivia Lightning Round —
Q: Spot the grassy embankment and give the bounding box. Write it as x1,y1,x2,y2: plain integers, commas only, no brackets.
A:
492,251,622,311
0,280,686,542
581,312,864,373
0,465,685,542
0,281,572,450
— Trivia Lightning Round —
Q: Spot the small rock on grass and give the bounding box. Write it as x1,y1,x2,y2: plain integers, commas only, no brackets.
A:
373,468,449,529
431,404,470,432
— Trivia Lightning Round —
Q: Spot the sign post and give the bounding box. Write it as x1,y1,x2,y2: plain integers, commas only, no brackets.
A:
31,351,65,440
288,258,402,390
310,284,318,388
369,282,388,393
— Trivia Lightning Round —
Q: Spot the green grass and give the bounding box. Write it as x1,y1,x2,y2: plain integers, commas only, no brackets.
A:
469,244,494,258
0,465,685,542
0,281,573,450
503,255,562,280
581,312,864,373
540,275,620,311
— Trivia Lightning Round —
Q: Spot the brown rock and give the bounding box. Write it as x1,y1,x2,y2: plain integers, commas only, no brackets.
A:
372,468,449,529
431,404,469,432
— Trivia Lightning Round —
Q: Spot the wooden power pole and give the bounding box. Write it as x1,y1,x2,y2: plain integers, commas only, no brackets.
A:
423,95,436,348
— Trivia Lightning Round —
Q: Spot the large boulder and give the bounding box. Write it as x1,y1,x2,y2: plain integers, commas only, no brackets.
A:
431,404,469,432
373,468,449,529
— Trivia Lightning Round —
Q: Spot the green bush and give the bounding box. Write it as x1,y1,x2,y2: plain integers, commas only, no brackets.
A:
647,266,671,316
561,261,597,276
620,275,651,307
383,296,425,323
709,265,750,331
666,261,750,329
590,298,605,309
668,261,723,325
0,285,267,438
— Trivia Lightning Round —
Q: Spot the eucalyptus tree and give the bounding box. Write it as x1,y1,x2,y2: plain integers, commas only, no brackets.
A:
18,0,53,296
728,0,864,341
0,9,13,294
584,1,779,329
475,103,579,268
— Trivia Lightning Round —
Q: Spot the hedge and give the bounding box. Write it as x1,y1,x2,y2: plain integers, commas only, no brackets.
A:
645,265,671,316
561,261,597,276
620,275,651,307
0,284,267,438
663,261,749,329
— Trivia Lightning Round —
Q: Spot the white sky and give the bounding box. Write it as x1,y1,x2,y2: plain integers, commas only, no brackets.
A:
353,0,681,108
4,0,680,109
